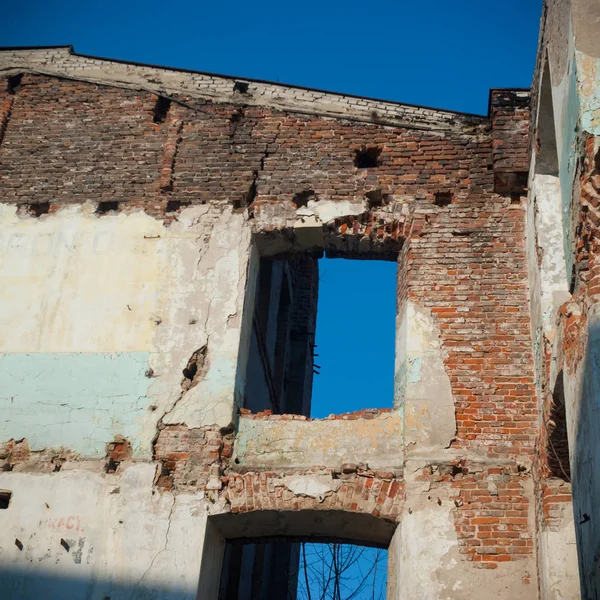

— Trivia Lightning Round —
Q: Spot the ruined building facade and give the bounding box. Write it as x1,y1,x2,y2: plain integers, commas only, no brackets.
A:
0,1,598,598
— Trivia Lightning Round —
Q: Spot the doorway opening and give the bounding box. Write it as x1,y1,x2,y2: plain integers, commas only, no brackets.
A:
218,539,388,600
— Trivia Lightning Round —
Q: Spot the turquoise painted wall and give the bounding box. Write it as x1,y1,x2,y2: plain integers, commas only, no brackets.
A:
0,352,151,456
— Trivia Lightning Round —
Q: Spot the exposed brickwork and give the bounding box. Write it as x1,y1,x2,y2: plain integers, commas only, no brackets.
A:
153,425,233,492
153,423,404,523
0,75,170,207
0,62,539,576
0,438,76,473
410,201,537,456
0,74,524,212
539,479,573,531
574,135,600,304
226,469,404,521
105,436,133,473
418,461,533,569
490,90,530,193
0,47,488,132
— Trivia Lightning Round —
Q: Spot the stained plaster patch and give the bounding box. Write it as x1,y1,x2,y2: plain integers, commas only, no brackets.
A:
398,301,456,451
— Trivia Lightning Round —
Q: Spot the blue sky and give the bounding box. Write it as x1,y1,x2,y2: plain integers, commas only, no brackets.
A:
4,1,541,115
312,258,397,418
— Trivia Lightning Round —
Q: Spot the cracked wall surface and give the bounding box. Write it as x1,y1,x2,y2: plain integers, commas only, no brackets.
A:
0,202,250,456
233,410,403,472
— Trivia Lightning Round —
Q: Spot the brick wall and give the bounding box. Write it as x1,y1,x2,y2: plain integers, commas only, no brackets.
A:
226,469,404,520
0,47,487,132
490,89,530,193
0,64,538,576
416,462,534,569
409,199,537,457
0,75,168,208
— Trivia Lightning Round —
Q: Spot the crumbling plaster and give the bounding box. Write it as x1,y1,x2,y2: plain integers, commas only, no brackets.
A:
0,202,250,456
526,172,570,398
0,464,210,600
397,301,456,454
538,509,580,600
392,461,535,600
233,412,403,472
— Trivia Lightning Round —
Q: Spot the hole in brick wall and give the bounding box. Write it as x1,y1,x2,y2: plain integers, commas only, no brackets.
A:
96,201,120,215
233,81,249,94
293,190,316,208
28,202,50,217
547,371,571,481
494,171,528,195
434,192,452,207
451,464,466,477
105,437,132,474
0,490,11,509
153,96,172,124
166,200,191,213
365,189,390,208
219,540,388,598
182,346,207,391
6,74,22,95
230,111,243,123
354,147,382,169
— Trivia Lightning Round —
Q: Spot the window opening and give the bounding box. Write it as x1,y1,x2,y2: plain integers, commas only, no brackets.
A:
311,257,396,417
243,255,396,418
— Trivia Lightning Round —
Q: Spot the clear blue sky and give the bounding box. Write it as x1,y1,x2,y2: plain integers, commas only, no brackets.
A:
3,1,541,115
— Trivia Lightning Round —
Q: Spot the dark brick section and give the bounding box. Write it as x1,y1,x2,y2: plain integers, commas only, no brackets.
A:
0,75,530,213
0,76,171,207
490,90,530,194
